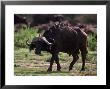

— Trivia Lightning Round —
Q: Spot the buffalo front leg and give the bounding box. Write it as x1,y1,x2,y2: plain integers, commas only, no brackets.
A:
54,53,61,71
47,57,54,72
55,59,61,71
69,54,79,71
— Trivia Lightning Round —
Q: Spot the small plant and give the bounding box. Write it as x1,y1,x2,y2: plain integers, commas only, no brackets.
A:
87,33,97,51
14,27,38,48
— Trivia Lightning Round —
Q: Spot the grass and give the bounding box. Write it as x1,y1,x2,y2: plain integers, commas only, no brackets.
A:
87,33,97,51
14,48,97,76
14,28,37,48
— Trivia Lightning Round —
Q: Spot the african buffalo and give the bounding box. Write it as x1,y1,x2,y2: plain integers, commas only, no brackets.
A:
26,22,88,72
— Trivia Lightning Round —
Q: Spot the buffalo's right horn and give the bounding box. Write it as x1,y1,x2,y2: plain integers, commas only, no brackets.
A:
41,37,52,45
26,39,31,46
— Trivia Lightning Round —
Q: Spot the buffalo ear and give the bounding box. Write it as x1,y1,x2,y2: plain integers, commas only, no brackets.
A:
48,38,55,44
51,39,55,44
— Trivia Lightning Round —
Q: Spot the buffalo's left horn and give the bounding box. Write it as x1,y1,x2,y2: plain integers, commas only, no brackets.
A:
26,39,31,46
41,37,52,45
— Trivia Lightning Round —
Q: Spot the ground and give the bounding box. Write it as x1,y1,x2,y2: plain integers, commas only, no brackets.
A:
14,48,97,76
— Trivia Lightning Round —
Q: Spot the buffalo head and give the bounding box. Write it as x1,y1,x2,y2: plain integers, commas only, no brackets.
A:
26,36,54,55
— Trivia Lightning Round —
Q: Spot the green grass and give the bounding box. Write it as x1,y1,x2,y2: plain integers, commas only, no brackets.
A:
87,33,97,51
14,28,38,48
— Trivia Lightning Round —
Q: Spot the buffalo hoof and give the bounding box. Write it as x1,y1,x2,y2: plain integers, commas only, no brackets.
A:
57,66,61,71
57,69,61,71
69,67,72,71
80,68,85,71
47,68,52,72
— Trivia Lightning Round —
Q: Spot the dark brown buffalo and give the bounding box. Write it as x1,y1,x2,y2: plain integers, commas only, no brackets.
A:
26,23,88,72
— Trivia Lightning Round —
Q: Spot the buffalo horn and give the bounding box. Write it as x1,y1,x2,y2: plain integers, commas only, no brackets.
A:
26,39,31,46
41,37,52,45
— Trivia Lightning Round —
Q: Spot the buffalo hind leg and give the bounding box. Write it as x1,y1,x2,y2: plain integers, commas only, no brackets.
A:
80,35,88,71
80,44,88,71
81,52,87,71
69,54,79,71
